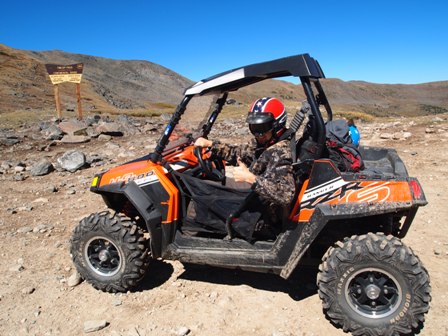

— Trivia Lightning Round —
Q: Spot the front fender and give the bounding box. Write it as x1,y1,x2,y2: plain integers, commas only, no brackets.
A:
123,181,163,258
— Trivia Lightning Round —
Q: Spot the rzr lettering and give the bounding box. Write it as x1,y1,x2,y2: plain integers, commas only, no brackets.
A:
346,182,391,203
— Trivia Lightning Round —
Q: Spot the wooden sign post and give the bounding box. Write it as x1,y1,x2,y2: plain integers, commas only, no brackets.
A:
45,63,84,119
53,84,62,119
76,83,83,119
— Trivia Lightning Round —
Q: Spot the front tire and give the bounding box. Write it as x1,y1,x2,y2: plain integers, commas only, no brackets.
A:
70,211,149,292
317,233,430,336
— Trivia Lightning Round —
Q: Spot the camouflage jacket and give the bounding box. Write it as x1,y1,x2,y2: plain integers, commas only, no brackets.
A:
211,138,295,207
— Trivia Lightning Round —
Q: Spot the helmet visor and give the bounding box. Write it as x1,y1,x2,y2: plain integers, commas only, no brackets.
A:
249,122,273,136
247,112,274,136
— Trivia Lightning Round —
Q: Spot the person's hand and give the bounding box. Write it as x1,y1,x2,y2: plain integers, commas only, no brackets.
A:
233,158,256,184
194,137,213,147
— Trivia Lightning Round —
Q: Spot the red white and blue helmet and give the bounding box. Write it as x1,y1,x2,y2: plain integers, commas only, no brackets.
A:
247,97,287,138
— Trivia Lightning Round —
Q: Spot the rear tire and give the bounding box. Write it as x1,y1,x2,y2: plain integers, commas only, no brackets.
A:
70,211,149,292
317,233,430,336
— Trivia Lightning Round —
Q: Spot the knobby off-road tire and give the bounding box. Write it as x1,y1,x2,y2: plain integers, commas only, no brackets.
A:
317,233,431,336
70,211,149,293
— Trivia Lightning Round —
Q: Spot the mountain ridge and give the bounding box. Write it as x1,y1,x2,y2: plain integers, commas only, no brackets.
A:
1,44,447,117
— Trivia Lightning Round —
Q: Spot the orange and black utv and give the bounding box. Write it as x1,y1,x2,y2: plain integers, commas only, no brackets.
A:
70,54,430,336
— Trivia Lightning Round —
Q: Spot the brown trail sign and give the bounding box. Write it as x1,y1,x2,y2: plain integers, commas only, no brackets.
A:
45,63,84,120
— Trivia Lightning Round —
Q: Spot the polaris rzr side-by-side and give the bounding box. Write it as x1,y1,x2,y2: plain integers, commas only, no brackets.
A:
70,54,431,336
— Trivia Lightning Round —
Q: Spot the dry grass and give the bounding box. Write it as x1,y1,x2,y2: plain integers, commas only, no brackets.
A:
0,105,175,128
331,108,375,122
0,109,56,128
220,104,249,119
220,103,377,124
70,101,176,119
96,108,166,118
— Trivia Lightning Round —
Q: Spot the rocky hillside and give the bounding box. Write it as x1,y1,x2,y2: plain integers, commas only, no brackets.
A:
231,76,448,118
0,44,193,114
1,44,448,117
321,78,448,117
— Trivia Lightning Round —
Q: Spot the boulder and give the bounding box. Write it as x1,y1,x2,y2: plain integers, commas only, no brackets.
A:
58,120,88,136
60,135,90,144
43,125,64,140
30,158,54,176
57,150,87,172
95,122,124,136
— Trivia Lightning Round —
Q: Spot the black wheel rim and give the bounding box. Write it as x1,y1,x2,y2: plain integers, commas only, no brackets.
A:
84,236,122,276
345,267,402,319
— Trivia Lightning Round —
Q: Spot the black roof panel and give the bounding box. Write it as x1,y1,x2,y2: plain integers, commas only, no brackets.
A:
184,53,325,96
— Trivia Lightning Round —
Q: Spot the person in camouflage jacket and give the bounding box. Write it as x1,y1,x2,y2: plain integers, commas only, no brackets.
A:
194,97,296,233
206,137,295,208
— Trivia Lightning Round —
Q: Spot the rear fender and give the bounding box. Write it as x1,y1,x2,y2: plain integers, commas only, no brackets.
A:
290,160,423,222
281,201,422,279
281,160,427,278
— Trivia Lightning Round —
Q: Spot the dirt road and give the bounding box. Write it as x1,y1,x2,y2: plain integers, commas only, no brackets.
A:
0,115,447,336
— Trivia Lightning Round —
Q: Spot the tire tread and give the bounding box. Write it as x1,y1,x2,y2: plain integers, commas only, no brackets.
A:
317,232,431,336
70,211,150,293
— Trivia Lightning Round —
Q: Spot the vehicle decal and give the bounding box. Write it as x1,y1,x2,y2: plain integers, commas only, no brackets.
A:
294,178,413,222
301,177,349,202
169,161,189,171
134,172,160,187
345,181,391,203
184,68,245,95
134,163,189,188
301,178,361,210
109,170,155,184
105,159,192,187
164,124,172,136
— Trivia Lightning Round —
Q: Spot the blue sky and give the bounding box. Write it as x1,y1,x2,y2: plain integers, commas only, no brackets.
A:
1,0,447,84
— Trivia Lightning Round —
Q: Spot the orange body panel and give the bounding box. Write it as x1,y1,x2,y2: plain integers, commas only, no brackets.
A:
98,159,181,224
98,145,202,187
291,179,414,222
153,166,179,223
164,145,213,167
164,146,200,167
98,160,158,186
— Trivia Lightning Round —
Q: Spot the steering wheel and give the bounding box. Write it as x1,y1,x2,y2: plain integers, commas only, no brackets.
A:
193,146,226,183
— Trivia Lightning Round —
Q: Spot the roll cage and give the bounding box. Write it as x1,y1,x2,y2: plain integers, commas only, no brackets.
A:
151,53,333,163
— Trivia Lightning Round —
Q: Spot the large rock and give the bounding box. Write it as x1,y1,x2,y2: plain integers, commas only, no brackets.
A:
43,125,64,140
95,122,124,136
30,158,54,176
60,135,90,144
57,150,87,172
58,120,88,136
0,135,20,146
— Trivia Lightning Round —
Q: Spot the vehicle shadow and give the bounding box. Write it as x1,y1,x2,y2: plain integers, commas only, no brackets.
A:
133,259,175,292
178,263,318,302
